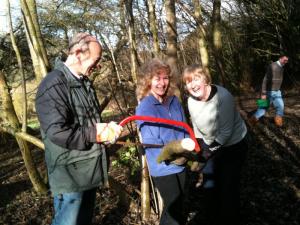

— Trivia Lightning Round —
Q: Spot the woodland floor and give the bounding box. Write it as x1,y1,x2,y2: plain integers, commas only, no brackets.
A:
0,90,299,225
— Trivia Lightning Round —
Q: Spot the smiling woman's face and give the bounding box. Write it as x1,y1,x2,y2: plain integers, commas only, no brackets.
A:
150,69,170,102
185,74,209,100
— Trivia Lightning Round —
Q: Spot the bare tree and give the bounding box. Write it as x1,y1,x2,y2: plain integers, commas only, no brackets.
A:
146,0,160,57
193,0,211,76
211,0,226,85
123,0,140,84
165,0,178,76
20,0,49,82
120,1,151,220
7,0,27,132
26,0,49,69
0,70,47,194
0,0,50,195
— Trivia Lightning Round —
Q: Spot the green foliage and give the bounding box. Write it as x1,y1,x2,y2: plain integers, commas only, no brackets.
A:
111,141,140,176
27,118,40,130
101,110,114,120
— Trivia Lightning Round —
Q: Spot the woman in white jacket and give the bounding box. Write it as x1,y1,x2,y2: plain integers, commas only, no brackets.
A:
182,64,248,225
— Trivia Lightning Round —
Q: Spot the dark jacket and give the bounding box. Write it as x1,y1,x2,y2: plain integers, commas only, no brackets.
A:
35,60,107,195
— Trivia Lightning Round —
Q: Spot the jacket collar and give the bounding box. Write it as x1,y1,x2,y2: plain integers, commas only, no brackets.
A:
54,58,91,89
146,94,175,106
276,60,283,67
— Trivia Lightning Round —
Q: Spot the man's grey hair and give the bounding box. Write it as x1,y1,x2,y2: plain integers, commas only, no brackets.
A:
68,33,99,54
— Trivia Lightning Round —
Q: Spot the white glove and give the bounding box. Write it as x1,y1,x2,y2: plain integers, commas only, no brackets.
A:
96,121,123,144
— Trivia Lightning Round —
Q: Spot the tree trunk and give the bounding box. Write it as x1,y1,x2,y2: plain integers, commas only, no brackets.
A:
165,0,178,77
147,0,160,57
99,34,126,110
211,0,226,85
124,0,139,84
7,0,27,132
193,0,211,77
0,70,47,194
121,0,153,216
27,0,49,70
140,150,151,221
21,0,49,82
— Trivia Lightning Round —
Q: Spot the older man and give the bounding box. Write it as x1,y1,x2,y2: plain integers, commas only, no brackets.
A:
35,33,122,225
250,55,289,127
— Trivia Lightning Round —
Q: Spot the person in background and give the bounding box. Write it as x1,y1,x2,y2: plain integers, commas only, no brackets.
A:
136,58,189,225
35,33,122,225
250,55,289,127
182,64,248,225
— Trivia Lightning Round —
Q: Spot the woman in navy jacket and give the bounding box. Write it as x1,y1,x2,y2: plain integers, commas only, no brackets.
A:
136,58,189,225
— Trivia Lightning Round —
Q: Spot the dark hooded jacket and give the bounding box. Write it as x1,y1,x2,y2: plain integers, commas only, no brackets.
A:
35,60,107,195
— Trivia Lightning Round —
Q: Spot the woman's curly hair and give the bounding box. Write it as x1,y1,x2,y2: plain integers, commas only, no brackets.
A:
136,58,176,101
